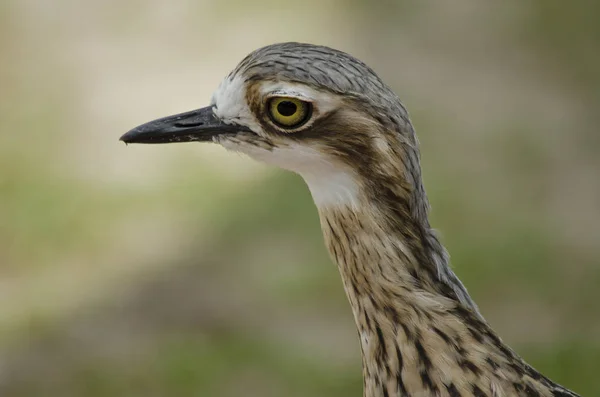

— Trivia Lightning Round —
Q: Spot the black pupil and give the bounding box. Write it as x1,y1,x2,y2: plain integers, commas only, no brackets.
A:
277,101,297,117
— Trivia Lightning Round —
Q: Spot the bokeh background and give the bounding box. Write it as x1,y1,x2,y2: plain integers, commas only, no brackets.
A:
1,1,599,395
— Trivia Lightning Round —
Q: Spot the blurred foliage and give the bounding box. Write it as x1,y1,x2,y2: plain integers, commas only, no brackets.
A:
527,0,600,93
0,0,598,396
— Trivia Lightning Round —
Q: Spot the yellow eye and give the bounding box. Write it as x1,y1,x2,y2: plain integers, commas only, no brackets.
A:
268,97,311,129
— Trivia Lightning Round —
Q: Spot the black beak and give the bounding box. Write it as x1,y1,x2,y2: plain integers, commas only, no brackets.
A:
120,106,249,144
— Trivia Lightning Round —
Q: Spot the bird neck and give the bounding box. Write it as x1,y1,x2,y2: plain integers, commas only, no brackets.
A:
317,194,479,315
315,200,560,397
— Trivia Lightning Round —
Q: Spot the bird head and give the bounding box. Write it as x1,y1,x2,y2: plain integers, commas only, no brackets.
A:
121,42,426,217
121,42,483,318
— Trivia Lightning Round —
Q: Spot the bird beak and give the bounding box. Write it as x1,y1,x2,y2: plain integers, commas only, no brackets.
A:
120,106,249,144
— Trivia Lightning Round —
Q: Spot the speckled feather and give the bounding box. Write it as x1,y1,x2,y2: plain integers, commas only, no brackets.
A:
212,43,581,397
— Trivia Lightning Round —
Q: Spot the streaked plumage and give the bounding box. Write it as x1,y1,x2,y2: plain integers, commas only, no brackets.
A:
122,42,580,397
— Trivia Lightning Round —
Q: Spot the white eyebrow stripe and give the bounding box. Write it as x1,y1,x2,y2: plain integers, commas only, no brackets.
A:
259,82,342,114
266,90,313,101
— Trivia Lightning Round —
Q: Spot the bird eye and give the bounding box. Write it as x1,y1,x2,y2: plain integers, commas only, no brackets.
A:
268,97,311,129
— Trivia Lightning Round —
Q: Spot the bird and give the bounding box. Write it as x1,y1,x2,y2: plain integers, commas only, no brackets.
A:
120,42,580,397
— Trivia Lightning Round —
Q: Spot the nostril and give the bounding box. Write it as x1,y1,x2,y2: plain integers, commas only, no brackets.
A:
174,121,205,128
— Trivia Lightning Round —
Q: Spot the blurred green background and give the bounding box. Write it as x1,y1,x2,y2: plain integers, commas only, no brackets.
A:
1,0,599,395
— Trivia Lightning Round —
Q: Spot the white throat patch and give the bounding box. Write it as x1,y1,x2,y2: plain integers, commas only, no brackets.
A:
219,138,360,209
